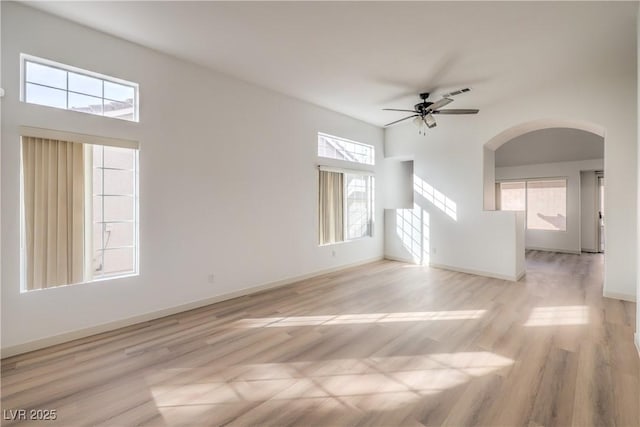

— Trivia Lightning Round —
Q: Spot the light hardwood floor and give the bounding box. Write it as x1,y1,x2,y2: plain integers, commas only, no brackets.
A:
1,251,638,426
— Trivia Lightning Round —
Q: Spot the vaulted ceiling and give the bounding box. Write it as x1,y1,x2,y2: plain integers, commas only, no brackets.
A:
24,1,638,126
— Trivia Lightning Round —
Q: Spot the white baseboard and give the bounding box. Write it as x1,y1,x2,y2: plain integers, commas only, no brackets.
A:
1,256,383,358
526,246,581,255
384,254,419,264
429,262,523,282
635,333,640,358
602,290,637,303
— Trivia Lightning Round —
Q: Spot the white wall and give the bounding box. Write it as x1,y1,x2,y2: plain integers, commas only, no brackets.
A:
382,159,413,209
1,3,385,353
514,211,525,278
483,147,496,210
580,171,599,252
496,159,603,254
383,133,526,280
386,33,636,300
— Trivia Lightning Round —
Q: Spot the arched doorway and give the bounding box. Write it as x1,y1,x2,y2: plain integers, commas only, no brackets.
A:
483,119,605,211
482,119,606,277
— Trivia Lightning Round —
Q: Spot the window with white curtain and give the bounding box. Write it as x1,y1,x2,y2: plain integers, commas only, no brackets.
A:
498,178,567,231
20,133,139,291
317,132,374,245
318,169,374,245
526,179,567,231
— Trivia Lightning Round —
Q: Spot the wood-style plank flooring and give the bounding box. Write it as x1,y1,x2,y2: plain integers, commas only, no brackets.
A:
1,251,638,426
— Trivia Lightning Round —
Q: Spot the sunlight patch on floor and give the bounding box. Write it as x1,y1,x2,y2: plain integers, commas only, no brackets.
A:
232,310,487,328
150,351,514,420
524,305,589,326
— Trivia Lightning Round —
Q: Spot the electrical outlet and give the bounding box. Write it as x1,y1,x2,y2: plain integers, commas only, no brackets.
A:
207,274,215,284
331,250,336,257
432,247,437,254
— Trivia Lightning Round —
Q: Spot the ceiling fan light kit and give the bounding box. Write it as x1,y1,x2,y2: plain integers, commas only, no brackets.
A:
383,88,479,135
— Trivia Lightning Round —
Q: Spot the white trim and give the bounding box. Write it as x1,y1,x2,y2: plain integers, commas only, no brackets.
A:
318,165,375,176
635,333,640,358
21,53,138,89
526,246,581,255
384,254,419,264
602,290,637,302
497,176,569,183
1,256,383,358
20,126,139,150
430,262,525,282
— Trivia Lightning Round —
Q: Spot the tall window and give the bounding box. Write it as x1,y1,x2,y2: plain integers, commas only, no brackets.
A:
498,179,567,231
21,54,138,122
319,170,374,245
92,145,138,279
346,174,373,240
21,134,139,291
317,133,375,245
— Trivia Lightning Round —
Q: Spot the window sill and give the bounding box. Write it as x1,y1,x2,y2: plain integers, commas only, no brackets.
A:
319,236,374,247
20,272,139,293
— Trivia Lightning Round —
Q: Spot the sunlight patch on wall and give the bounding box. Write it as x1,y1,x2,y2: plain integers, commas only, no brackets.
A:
395,203,430,264
414,175,457,220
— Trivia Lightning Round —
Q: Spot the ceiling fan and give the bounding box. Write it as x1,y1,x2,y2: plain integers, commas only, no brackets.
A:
383,88,479,134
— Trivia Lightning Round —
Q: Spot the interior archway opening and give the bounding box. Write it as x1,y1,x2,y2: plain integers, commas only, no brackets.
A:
483,119,606,279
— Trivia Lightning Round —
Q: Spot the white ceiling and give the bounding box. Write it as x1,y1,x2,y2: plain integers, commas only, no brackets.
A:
23,1,638,127
495,128,604,167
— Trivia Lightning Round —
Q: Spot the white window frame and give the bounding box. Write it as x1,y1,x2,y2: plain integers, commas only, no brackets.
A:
91,145,140,282
497,177,568,232
20,53,139,122
19,127,140,292
344,172,375,241
318,132,375,165
318,165,375,246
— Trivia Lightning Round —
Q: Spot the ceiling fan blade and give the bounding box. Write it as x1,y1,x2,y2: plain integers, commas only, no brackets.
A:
384,114,419,127
427,97,453,112
440,88,471,98
432,109,479,114
382,108,418,113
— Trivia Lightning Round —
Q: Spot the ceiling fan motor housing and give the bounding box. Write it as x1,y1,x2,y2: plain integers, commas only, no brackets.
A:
415,101,433,113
